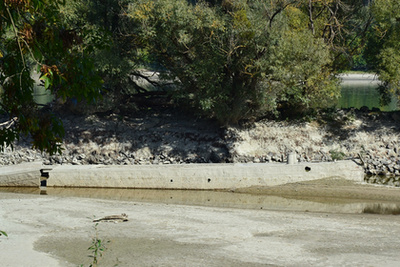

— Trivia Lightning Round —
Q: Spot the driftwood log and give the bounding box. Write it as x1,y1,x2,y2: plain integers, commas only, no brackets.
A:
93,213,128,223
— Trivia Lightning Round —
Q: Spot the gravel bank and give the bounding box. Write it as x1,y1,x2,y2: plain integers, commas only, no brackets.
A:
1,108,400,186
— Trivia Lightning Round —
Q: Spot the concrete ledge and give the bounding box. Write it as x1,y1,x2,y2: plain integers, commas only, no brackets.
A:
0,162,42,187
44,161,364,190
0,160,364,189
339,73,380,85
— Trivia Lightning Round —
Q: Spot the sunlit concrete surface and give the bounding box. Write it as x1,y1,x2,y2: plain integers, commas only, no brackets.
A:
0,160,364,189
0,162,42,187
45,161,363,189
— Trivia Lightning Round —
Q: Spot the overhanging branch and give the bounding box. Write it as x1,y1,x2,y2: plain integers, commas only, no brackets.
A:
0,117,18,130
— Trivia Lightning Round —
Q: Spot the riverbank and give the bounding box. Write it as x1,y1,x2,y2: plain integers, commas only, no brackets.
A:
1,107,400,186
339,72,380,85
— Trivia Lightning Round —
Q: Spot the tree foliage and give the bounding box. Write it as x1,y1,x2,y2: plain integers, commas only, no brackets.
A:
128,0,344,123
0,0,103,154
0,0,399,154
365,0,400,105
61,0,132,94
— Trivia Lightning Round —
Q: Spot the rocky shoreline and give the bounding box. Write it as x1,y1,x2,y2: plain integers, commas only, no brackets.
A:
1,108,400,187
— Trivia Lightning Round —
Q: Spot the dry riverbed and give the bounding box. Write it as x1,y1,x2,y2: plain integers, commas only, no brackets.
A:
1,179,400,267
238,177,400,203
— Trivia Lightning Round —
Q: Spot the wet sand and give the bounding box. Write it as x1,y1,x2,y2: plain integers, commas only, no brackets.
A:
238,178,400,202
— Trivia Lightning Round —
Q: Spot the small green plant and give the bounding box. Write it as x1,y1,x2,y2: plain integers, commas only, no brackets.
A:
330,150,346,161
81,222,110,267
88,223,109,267
0,230,7,237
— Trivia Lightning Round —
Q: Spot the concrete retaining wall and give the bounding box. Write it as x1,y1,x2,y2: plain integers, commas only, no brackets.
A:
0,160,364,189
44,161,363,189
0,162,42,187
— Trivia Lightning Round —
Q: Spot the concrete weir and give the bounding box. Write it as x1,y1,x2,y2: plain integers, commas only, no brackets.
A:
0,160,364,189
0,162,43,187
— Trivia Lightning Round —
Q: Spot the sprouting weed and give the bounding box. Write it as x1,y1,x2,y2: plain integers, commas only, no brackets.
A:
81,222,110,267
329,149,346,161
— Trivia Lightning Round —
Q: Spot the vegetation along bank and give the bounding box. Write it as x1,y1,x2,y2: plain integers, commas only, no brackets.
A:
1,0,400,188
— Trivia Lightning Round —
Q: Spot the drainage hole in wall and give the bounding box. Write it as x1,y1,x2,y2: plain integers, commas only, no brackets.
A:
170,179,173,182
207,178,211,183
40,170,49,178
305,167,311,172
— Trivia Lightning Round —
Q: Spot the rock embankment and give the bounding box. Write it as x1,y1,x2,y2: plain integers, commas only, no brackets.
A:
1,108,400,186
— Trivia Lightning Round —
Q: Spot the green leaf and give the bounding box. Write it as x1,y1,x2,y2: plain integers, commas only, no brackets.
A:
40,76,51,89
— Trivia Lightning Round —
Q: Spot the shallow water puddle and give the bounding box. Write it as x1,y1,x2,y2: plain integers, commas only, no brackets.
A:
1,186,400,215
